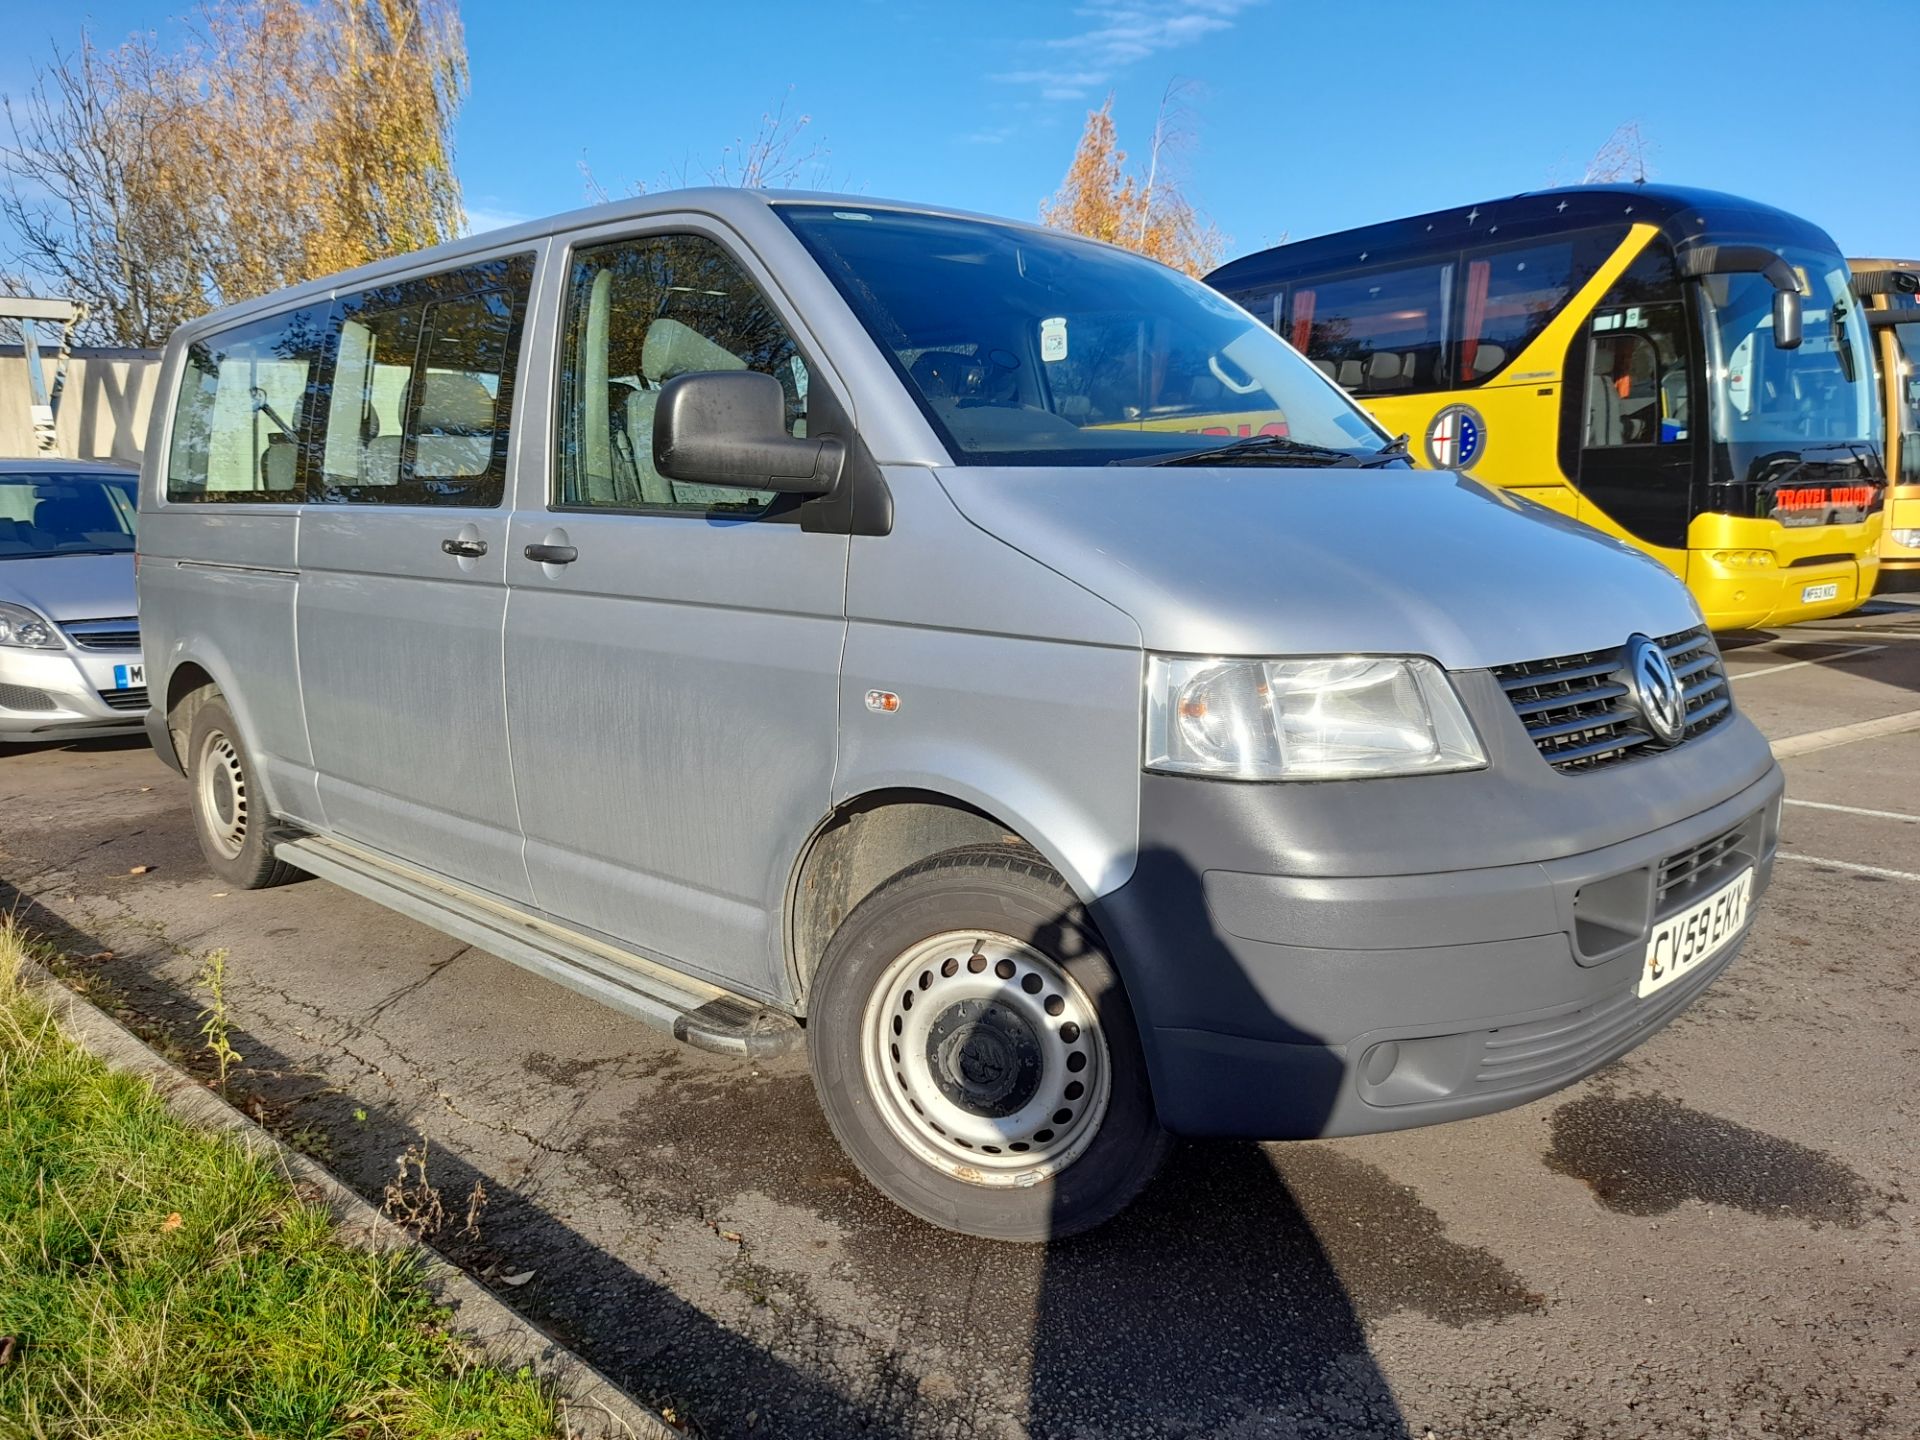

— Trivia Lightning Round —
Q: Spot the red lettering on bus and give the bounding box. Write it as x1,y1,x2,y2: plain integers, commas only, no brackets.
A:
1775,485,1874,516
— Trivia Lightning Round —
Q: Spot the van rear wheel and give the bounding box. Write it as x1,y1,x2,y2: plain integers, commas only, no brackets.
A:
182,692,300,890
807,845,1169,1241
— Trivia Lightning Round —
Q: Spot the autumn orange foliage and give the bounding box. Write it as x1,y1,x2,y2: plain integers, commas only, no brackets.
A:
1040,95,1224,279
1,1,466,346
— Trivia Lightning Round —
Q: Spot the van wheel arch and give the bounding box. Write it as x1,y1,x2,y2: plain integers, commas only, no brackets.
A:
787,790,1094,1012
163,663,220,764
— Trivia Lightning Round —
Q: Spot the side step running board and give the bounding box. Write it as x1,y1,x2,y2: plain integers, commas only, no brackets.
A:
274,836,801,1058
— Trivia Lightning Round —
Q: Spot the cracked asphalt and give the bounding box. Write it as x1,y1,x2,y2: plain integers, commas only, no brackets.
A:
3,602,1918,1438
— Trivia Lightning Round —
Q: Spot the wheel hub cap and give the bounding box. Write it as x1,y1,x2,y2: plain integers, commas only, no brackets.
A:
861,929,1112,1187
927,1000,1042,1116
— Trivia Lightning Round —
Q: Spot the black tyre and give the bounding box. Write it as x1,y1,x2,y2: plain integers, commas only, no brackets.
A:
807,844,1170,1241
181,690,300,890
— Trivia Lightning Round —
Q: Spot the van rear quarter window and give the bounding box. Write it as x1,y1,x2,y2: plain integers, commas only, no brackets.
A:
165,302,331,503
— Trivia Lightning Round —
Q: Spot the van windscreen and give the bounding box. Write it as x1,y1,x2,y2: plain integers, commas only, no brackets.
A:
779,205,1389,468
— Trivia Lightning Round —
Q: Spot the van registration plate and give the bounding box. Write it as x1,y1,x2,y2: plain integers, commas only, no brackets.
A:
113,663,144,689
1639,868,1751,999
1801,582,1840,604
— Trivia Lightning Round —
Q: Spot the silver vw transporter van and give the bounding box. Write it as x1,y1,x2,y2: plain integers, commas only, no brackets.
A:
139,191,1783,1239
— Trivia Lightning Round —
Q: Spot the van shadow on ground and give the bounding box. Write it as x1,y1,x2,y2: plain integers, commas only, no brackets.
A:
2,836,1541,1438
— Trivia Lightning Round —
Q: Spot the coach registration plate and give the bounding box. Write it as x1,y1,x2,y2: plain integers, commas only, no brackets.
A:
1801,582,1839,604
1639,868,1752,999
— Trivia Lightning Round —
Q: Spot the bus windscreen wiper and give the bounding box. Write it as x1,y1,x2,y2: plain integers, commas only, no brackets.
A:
1120,434,1363,468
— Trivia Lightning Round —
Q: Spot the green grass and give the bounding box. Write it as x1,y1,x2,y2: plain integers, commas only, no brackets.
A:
0,923,561,1438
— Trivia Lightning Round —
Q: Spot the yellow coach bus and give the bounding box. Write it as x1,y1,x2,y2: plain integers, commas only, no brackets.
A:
1208,186,1886,630
1849,260,1920,590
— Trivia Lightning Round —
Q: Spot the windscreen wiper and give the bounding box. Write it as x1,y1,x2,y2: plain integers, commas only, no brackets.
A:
1355,433,1412,468
1117,433,1363,468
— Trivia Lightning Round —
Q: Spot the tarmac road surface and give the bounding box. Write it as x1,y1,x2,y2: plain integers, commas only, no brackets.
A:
3,602,1917,1438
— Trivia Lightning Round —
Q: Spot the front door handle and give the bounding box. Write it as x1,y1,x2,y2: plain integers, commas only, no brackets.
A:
524,542,578,565
441,537,488,558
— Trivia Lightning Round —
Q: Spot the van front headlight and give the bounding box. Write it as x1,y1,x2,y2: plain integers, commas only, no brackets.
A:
1144,654,1486,780
0,602,62,650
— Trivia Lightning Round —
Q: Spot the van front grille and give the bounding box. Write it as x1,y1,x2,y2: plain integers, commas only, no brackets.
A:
1657,820,1754,910
97,687,148,711
1493,628,1731,774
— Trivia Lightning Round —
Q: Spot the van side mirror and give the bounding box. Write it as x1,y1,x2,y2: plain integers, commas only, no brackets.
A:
1771,287,1803,351
654,371,843,496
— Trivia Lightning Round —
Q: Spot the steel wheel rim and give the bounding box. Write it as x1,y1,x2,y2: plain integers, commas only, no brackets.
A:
861,929,1111,1187
196,728,248,859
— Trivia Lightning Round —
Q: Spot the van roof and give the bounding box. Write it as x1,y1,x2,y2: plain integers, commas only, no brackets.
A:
1207,184,1843,292
168,188,1085,344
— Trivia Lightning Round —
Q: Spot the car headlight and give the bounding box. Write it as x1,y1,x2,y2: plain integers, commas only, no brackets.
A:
1893,529,1920,550
0,601,62,650
1145,654,1486,780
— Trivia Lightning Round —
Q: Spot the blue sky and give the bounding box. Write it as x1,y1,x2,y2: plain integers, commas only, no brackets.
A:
5,0,1916,261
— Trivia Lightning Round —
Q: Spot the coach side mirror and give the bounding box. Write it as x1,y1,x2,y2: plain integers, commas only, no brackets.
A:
654,370,843,496
1772,287,1803,351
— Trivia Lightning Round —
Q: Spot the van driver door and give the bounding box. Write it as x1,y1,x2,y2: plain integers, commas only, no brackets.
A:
502,222,849,1000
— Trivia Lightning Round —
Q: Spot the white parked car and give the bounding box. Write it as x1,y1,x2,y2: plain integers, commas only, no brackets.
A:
0,458,147,745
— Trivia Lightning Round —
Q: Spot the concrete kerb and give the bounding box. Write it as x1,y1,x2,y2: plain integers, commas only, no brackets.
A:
16,956,679,1440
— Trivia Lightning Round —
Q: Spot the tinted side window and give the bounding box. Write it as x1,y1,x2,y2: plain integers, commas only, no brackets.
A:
1456,230,1623,384
557,233,805,513
311,253,534,507
1288,264,1450,396
166,303,330,502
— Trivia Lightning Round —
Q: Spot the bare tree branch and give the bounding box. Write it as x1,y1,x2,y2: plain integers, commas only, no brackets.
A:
584,87,833,199
1583,122,1654,184
0,2,467,346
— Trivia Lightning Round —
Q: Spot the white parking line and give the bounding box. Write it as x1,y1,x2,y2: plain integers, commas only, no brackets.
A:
1778,628,1920,642
1731,644,1885,680
1778,853,1920,883
1783,798,1920,824
1771,708,1920,758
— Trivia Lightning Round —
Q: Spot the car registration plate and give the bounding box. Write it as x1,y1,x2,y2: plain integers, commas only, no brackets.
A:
113,662,145,689
1639,868,1752,998
1801,581,1839,604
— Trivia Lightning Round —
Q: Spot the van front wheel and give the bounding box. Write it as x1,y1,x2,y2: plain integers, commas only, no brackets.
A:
182,692,300,890
807,845,1169,1241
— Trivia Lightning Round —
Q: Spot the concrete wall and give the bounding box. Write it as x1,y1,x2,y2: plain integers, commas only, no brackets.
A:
0,347,163,464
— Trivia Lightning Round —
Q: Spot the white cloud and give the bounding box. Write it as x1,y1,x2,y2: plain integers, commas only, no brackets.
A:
994,1,1258,100
462,203,532,237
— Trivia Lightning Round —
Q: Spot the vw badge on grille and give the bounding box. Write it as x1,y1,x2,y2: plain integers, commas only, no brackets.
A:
1624,634,1686,743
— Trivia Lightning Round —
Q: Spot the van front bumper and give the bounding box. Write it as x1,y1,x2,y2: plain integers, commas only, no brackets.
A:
1094,699,1784,1140
0,644,148,742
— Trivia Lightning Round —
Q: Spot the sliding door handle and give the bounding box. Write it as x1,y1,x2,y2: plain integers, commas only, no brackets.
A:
523,542,578,565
